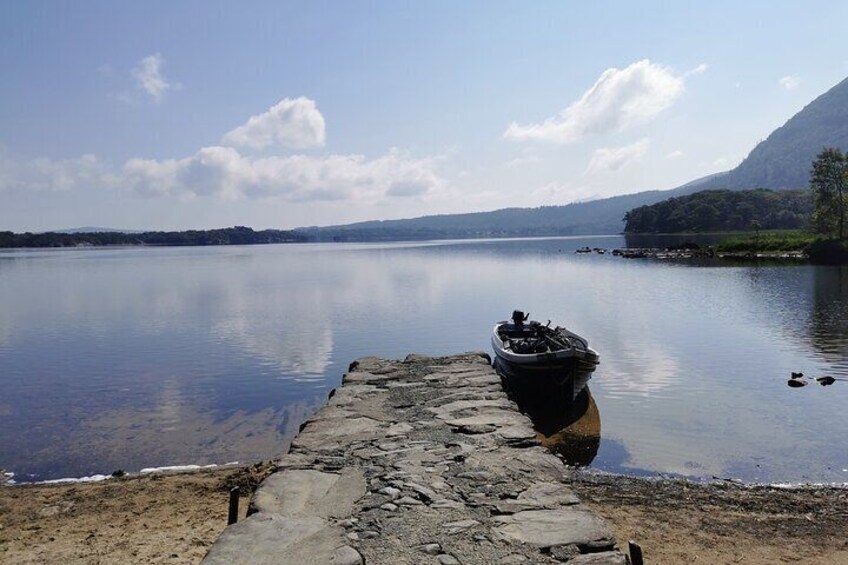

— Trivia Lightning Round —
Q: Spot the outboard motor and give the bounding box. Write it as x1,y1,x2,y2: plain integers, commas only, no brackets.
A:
511,310,529,326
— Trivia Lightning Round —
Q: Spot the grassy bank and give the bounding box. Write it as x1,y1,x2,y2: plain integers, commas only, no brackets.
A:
714,229,815,252
713,230,848,263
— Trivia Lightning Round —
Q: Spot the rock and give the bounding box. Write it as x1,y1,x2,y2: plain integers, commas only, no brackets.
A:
252,468,366,519
343,371,396,384
396,496,424,506
567,552,628,564
451,423,497,434
202,514,340,564
337,518,357,528
497,425,538,445
516,482,580,507
493,509,614,550
290,417,386,451
446,410,530,430
359,530,379,539
549,544,581,560
437,554,461,565
386,422,414,437
456,471,492,481
417,543,442,555
332,545,364,565
405,481,437,501
403,353,432,363
379,486,401,499
431,499,465,510
379,503,398,511
499,555,527,564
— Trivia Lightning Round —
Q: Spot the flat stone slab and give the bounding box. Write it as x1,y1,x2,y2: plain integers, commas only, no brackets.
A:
568,552,629,564
493,508,615,549
252,468,366,518
202,514,342,565
203,352,624,564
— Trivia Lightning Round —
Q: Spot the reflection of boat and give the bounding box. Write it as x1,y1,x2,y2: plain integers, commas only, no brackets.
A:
497,359,601,467
491,311,600,376
535,387,601,466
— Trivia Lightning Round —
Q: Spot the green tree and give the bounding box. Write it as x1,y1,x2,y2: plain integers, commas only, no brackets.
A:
810,148,847,240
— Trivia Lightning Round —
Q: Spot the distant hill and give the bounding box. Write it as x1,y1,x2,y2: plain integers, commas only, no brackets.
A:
296,190,677,241
1,226,306,248
295,172,743,241
698,76,848,190
297,76,848,241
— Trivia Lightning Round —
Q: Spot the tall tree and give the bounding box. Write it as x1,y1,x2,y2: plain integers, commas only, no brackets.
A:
810,148,847,239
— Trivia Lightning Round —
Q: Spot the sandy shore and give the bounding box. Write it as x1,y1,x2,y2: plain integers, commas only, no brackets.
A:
572,472,848,565
3,463,848,564
0,463,276,565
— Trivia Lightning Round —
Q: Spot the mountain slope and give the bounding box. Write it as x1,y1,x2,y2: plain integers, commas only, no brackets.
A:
701,76,848,190
297,76,848,241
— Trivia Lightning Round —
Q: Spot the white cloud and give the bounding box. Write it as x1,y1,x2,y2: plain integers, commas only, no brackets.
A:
0,151,115,192
585,138,650,175
123,146,440,202
2,95,439,207
529,182,601,204
665,150,685,159
504,149,542,168
779,75,800,90
504,60,689,143
132,53,173,103
222,97,326,150
683,63,708,78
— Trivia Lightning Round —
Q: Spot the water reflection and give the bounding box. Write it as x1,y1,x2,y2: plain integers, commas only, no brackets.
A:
810,266,848,371
4,240,848,483
495,360,600,467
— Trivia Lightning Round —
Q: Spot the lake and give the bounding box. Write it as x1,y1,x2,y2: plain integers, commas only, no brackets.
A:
1,236,847,484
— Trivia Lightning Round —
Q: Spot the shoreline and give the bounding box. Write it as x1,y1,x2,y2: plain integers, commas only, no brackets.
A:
0,462,277,565
6,461,848,490
4,463,848,564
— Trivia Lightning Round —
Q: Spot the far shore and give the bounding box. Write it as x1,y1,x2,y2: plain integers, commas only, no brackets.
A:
3,462,848,564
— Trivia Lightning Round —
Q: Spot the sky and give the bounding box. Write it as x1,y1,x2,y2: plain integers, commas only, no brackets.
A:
2,1,847,232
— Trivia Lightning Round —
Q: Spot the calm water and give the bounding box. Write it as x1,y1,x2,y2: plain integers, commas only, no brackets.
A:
1,237,847,484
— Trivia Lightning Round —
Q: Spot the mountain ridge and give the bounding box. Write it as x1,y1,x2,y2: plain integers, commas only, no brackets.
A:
295,75,848,241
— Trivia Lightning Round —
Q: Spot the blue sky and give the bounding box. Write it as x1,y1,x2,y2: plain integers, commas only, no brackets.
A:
2,1,847,231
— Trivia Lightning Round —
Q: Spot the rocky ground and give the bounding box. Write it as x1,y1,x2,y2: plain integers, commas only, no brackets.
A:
203,352,626,564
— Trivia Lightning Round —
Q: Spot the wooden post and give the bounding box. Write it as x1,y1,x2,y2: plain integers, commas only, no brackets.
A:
227,487,239,525
628,540,644,565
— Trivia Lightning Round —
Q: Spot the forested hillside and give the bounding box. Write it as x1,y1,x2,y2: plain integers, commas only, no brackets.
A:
0,226,306,248
623,189,812,233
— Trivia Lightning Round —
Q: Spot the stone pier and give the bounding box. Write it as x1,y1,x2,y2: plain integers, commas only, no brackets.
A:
202,352,626,564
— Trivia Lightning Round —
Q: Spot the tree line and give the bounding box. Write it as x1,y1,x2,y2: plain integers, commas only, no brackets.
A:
0,226,307,248
622,189,812,233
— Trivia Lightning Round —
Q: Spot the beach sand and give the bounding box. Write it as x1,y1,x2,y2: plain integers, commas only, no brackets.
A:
0,463,275,565
3,463,848,564
573,472,848,565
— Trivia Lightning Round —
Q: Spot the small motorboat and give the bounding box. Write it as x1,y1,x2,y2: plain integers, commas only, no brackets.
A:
492,311,600,373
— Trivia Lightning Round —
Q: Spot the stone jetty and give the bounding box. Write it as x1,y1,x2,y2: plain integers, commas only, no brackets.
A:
202,352,626,564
